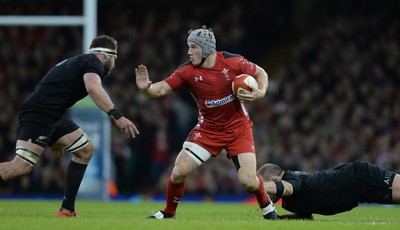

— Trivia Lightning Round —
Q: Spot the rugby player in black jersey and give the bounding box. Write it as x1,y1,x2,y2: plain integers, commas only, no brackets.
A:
0,35,139,217
257,161,400,220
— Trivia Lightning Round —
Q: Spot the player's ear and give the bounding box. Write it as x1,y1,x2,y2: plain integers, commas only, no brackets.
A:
279,171,284,179
271,176,279,181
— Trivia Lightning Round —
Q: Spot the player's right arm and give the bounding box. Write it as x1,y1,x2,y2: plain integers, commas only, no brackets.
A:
83,73,139,138
135,65,173,98
83,72,115,112
264,179,294,197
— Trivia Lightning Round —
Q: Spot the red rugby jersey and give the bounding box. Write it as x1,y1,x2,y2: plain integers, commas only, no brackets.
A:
165,51,257,130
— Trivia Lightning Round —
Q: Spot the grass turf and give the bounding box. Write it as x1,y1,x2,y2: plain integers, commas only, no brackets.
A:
0,200,399,230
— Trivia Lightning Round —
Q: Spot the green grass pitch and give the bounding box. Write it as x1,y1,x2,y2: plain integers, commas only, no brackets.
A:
0,200,399,230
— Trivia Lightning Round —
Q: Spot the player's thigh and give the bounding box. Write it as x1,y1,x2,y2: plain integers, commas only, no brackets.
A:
15,140,46,158
237,152,257,174
48,115,81,148
226,121,255,157
171,149,200,180
16,118,52,166
51,128,83,149
18,115,56,149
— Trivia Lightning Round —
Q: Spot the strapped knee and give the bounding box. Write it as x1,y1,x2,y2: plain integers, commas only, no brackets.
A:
16,147,39,166
183,141,211,166
64,132,90,153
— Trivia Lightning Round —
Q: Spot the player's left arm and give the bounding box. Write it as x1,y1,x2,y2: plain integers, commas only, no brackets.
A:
238,65,268,101
253,65,268,96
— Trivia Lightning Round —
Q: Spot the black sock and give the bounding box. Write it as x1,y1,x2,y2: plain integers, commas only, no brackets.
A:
61,161,88,211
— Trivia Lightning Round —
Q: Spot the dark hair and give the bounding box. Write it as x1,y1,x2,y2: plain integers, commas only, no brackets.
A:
257,163,284,181
90,35,117,50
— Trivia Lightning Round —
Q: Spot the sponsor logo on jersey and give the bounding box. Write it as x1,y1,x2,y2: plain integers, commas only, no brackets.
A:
205,94,235,108
384,172,393,185
195,76,203,81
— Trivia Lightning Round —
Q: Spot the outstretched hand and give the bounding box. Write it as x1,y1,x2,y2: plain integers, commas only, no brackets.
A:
135,65,152,92
114,117,139,138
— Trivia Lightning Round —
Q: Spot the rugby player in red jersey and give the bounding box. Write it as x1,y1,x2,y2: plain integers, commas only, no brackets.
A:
135,25,276,220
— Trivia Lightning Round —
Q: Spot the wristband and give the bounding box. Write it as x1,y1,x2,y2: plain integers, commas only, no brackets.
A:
274,180,284,197
107,106,123,120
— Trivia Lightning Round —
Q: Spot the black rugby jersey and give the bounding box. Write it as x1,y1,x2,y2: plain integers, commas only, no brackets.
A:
281,163,359,215
21,54,104,118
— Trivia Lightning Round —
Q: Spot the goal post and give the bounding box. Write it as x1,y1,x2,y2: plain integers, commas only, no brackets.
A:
0,0,97,52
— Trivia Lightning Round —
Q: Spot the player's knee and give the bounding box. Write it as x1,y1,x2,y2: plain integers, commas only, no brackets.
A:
65,132,93,162
171,162,193,183
171,168,188,183
4,156,34,180
237,172,258,190
77,141,95,162
64,131,91,153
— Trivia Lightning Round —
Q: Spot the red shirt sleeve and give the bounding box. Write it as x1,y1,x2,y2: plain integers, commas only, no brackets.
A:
165,68,187,90
235,56,257,76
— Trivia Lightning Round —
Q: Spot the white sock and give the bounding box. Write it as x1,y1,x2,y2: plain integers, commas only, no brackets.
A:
261,203,276,215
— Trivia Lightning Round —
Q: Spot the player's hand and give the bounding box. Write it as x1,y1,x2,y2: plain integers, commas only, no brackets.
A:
114,117,139,138
135,65,152,92
237,86,264,101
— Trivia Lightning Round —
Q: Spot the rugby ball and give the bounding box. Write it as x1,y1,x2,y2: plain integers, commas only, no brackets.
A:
232,74,258,95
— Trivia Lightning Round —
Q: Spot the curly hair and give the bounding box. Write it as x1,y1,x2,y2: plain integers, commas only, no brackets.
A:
90,35,117,50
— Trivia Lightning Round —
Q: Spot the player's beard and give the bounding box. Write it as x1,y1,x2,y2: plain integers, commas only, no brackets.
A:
104,60,114,77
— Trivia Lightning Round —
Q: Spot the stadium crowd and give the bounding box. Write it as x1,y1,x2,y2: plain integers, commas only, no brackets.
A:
1,0,399,198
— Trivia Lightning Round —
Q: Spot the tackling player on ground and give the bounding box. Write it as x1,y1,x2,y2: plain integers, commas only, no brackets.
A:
135,25,277,220
257,160,400,219
0,35,139,217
